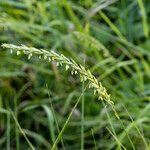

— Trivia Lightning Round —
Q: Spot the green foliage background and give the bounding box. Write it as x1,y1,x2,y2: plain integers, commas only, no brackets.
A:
0,0,150,149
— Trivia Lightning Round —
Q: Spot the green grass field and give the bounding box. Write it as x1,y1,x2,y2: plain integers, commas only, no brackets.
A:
0,0,150,149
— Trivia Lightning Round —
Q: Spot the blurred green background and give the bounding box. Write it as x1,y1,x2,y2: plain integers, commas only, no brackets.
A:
0,0,150,149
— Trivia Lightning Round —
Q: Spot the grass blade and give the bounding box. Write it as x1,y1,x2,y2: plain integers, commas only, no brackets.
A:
137,0,149,38
10,110,35,150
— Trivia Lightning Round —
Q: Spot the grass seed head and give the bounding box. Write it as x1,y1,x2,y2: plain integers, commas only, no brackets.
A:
1,43,113,106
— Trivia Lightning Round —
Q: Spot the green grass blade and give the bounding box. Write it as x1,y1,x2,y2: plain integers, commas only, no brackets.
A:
43,105,55,144
99,10,125,40
91,128,98,150
51,83,89,150
10,110,35,150
137,0,149,38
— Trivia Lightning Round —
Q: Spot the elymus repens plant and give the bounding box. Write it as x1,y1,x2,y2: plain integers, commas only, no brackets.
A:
1,43,116,111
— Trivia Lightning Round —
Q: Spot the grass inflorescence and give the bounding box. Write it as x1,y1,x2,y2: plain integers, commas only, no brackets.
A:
2,43,112,105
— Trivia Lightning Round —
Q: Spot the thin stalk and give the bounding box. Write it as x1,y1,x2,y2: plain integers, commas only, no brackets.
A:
51,83,89,150
102,102,122,150
106,127,127,150
11,110,35,150
81,81,85,150
102,101,135,150
91,128,97,150
123,105,148,148
46,85,65,150
6,111,10,150
14,97,19,150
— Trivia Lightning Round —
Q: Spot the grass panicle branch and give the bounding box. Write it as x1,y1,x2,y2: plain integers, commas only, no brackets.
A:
2,43,113,107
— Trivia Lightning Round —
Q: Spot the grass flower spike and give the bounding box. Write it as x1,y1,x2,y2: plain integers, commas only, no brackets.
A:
1,43,113,107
